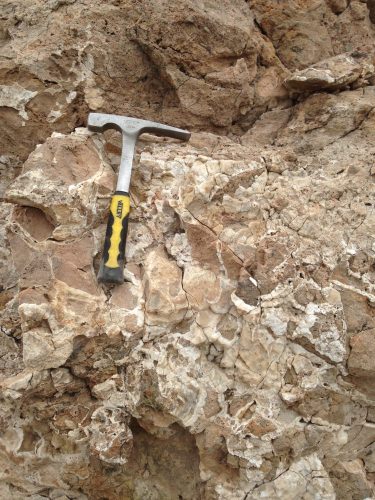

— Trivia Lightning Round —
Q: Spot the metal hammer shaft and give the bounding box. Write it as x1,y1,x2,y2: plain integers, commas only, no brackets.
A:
88,113,191,284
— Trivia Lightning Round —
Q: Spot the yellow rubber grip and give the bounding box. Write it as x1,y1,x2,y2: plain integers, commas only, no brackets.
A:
105,193,130,268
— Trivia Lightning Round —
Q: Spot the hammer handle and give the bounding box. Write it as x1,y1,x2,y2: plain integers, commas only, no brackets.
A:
97,191,130,283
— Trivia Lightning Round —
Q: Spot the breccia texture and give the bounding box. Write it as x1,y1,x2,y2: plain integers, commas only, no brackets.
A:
1,1,375,499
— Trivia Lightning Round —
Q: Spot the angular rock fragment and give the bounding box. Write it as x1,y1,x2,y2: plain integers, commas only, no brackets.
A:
6,129,115,240
143,247,188,326
22,327,72,370
348,328,375,377
89,407,133,465
252,454,336,499
285,52,375,93
277,87,375,152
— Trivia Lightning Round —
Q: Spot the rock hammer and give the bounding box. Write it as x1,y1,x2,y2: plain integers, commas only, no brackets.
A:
88,113,191,284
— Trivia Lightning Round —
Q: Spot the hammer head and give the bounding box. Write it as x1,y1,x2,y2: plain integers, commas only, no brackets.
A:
88,112,191,141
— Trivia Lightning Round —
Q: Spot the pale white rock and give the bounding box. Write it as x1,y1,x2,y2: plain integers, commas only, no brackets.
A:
285,53,375,93
252,454,336,498
183,265,221,310
143,247,188,326
0,84,37,120
23,327,73,370
0,371,33,392
262,308,288,337
51,368,73,388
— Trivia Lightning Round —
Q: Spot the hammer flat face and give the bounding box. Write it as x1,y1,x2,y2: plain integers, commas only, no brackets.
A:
87,112,190,283
88,112,190,141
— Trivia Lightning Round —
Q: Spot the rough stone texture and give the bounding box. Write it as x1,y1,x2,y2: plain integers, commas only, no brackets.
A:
348,329,375,378
285,51,375,93
1,1,375,499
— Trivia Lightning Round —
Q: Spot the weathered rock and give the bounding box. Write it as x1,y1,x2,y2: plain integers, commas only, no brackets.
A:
249,0,375,70
251,454,336,499
329,459,375,500
143,247,188,327
276,87,375,152
348,329,375,377
327,0,349,15
285,52,375,93
89,406,133,465
6,129,114,240
2,123,375,496
1,0,375,498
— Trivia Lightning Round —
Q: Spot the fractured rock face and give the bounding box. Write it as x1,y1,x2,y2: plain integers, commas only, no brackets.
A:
1,121,374,498
1,0,375,499
284,52,375,93
143,247,188,327
6,129,115,240
348,328,375,378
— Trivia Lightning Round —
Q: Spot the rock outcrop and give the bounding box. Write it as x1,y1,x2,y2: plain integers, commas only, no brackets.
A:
1,1,375,499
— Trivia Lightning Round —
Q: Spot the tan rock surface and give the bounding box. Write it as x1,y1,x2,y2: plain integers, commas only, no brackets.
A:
348,329,375,377
1,1,375,499
284,51,375,93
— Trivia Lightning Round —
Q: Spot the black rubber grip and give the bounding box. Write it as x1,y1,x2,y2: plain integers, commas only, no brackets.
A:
97,192,130,284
